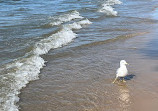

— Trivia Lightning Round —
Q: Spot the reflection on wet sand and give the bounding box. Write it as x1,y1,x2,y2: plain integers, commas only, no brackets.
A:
117,83,130,111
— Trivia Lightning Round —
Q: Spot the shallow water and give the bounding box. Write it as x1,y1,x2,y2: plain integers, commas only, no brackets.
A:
19,31,158,111
1,0,158,110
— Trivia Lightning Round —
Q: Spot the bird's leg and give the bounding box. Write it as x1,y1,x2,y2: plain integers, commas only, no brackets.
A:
112,77,118,83
123,78,126,82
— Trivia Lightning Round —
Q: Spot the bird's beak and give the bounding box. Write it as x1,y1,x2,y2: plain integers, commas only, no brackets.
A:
126,63,129,65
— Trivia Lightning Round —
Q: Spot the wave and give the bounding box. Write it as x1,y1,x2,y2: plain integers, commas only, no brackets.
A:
0,11,92,111
0,55,45,111
98,0,122,16
74,32,149,49
49,10,84,26
33,19,92,55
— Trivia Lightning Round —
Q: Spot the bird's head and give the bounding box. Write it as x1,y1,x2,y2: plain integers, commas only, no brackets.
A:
120,60,129,66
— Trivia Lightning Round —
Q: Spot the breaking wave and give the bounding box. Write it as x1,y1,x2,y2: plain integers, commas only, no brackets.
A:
49,10,84,26
98,0,122,16
0,11,92,111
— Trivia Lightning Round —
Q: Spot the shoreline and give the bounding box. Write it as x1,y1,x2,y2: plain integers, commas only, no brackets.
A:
19,26,158,111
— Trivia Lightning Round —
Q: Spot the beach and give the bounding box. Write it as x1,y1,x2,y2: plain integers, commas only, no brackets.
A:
19,28,158,111
0,0,158,111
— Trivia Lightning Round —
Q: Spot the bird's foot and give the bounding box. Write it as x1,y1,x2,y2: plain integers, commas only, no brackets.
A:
123,79,126,83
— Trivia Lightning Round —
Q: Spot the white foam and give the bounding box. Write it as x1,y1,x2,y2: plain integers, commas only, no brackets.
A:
98,4,118,16
77,19,92,25
34,19,92,55
106,0,122,5
63,19,92,30
1,55,45,111
33,28,77,55
64,22,82,30
98,0,122,16
50,10,84,26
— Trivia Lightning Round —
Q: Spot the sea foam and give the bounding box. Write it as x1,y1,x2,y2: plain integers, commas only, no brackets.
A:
0,11,92,111
98,0,122,16
49,10,84,26
33,19,92,55
0,55,45,111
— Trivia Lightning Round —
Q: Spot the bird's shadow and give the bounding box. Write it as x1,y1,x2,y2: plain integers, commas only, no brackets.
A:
124,74,136,81
116,74,136,85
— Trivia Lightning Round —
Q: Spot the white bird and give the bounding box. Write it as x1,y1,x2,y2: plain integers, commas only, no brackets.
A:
113,60,129,83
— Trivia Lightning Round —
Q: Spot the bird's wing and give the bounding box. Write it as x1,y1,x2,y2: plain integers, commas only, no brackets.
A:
116,68,120,73
116,68,120,77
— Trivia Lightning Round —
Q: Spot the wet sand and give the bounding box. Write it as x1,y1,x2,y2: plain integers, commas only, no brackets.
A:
19,26,158,111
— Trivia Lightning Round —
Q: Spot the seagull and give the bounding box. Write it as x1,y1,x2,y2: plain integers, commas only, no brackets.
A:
113,60,129,83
